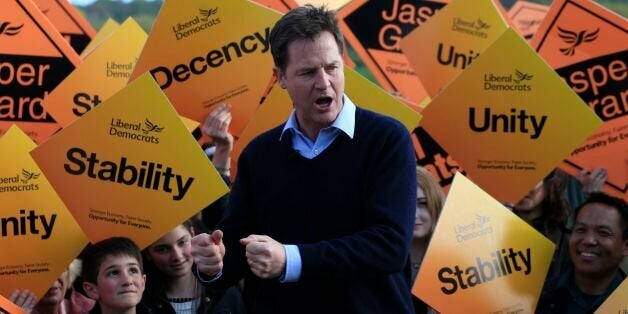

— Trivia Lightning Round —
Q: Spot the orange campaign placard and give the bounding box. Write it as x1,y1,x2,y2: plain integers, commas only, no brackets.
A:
0,0,81,144
413,173,555,313
338,0,448,105
231,66,421,178
294,0,350,11
130,0,281,139
508,0,549,42
595,278,628,314
42,18,147,128
419,29,602,203
0,294,27,314
401,0,509,99
80,18,120,59
0,125,88,300
32,0,95,54
30,73,229,249
531,0,627,200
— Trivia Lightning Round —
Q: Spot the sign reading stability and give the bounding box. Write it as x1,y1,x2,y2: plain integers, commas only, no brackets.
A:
31,74,229,249
0,0,81,143
0,125,87,300
130,0,282,138
419,29,601,203
413,173,555,313
532,0,627,200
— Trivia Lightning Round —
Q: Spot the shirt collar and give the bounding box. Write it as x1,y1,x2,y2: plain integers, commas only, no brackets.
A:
280,95,356,140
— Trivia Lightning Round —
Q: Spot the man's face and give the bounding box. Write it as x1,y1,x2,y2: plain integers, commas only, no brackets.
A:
83,255,146,313
275,31,345,139
39,270,69,306
569,203,628,277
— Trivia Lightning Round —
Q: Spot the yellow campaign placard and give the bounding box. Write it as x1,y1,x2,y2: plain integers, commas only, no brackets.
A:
413,173,555,313
0,0,81,144
130,0,281,138
31,73,229,249
0,125,88,300
508,1,549,42
42,18,147,128
32,0,95,55
80,18,120,59
294,0,350,11
532,0,627,200
0,294,27,314
251,0,297,13
419,29,602,203
232,66,421,178
595,278,628,314
401,0,508,98
338,0,448,105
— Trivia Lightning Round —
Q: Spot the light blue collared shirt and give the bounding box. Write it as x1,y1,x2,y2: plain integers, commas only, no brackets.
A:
279,96,356,283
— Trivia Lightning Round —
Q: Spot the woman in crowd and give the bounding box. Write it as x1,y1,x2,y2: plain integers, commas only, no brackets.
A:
411,166,445,314
141,219,245,314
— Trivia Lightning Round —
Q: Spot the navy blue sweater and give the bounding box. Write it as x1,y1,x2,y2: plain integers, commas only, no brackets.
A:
209,108,416,313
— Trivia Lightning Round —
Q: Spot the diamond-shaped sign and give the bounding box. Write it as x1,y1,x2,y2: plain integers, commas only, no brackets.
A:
339,0,448,106
401,0,508,98
0,0,81,143
31,73,229,249
42,18,147,128
80,18,120,59
508,0,548,41
130,0,281,138
419,29,602,202
0,125,88,299
413,173,555,312
532,0,627,200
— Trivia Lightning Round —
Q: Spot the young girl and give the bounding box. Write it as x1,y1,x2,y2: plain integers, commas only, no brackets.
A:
141,220,244,314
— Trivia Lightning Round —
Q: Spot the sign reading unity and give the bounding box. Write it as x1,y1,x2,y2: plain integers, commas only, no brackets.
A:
0,125,88,300
0,0,81,143
80,19,120,59
413,173,555,312
130,0,281,138
419,29,602,203
339,0,448,106
508,1,548,41
231,66,421,178
401,0,508,98
532,0,627,200
32,0,95,55
42,18,147,128
31,74,229,249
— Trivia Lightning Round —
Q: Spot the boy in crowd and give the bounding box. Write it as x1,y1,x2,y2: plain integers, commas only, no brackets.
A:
81,237,148,314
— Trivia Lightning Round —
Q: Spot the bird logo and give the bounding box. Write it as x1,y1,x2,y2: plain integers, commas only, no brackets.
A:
142,119,164,134
199,8,218,21
557,26,599,56
21,169,40,184
514,69,533,84
474,18,490,30
0,22,24,36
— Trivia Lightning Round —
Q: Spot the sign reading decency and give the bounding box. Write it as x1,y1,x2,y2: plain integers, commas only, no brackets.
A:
413,173,555,313
401,0,508,98
0,0,81,143
0,125,87,300
130,0,281,138
31,74,229,249
532,0,627,200
339,0,448,106
419,29,602,203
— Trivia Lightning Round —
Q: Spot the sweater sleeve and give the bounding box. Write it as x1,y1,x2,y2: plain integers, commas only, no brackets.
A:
297,119,416,282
